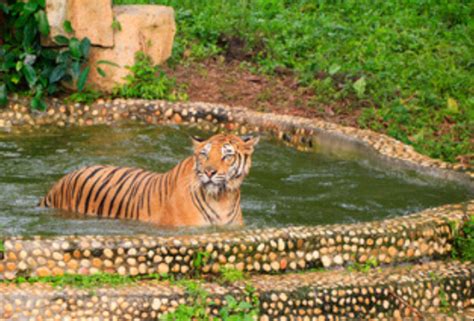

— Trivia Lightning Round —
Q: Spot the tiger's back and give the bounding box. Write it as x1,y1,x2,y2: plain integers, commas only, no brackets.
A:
41,165,169,220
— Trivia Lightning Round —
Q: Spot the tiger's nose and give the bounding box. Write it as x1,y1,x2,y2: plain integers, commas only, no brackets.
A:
204,167,217,178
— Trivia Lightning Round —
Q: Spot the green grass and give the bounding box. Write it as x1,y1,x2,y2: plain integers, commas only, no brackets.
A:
113,0,473,164
1,272,171,288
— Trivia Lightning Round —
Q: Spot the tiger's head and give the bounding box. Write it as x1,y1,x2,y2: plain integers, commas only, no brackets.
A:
192,134,259,197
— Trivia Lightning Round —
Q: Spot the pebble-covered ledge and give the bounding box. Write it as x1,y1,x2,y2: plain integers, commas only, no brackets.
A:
1,97,473,187
1,201,472,280
1,260,472,320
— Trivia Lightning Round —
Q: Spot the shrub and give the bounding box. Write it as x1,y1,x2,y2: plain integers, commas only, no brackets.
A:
452,215,474,262
0,0,94,110
112,51,187,101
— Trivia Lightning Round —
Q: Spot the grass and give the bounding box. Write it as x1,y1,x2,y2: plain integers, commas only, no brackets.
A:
0,272,171,288
113,0,473,164
347,257,380,273
1,272,259,319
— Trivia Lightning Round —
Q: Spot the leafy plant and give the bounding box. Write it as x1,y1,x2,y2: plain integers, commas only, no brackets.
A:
0,0,94,110
65,88,102,105
161,279,259,321
112,51,187,101
111,19,122,32
428,272,452,314
219,295,257,321
451,215,474,262
161,280,210,321
193,250,211,270
218,266,247,284
347,257,379,273
0,239,4,259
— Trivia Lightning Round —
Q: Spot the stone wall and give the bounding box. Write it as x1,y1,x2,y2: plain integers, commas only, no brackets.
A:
1,201,471,280
1,261,472,320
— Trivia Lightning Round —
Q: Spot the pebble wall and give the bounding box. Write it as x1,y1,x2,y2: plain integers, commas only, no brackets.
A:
0,201,472,280
0,261,472,320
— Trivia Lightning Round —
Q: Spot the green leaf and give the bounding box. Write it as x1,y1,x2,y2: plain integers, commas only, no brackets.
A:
30,0,46,8
41,49,58,61
31,97,47,111
69,38,82,59
54,35,69,46
22,19,37,48
353,77,366,98
77,66,90,91
71,61,81,79
63,20,74,33
328,64,341,75
80,38,91,57
34,10,50,36
0,84,7,105
111,20,122,31
49,65,66,83
10,74,21,85
16,61,23,72
23,2,39,15
96,67,106,78
237,301,253,310
97,60,120,67
22,64,37,87
446,97,459,114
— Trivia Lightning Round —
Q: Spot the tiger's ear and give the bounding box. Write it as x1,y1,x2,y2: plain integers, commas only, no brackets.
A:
241,135,260,153
191,136,206,149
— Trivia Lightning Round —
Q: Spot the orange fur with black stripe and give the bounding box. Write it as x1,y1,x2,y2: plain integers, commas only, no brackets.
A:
40,134,259,227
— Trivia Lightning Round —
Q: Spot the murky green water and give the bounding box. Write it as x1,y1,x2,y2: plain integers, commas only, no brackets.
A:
0,123,471,236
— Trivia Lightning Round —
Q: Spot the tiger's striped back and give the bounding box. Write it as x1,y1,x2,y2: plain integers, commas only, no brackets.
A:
41,160,191,221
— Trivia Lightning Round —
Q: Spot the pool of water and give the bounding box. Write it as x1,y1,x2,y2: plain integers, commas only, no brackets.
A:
0,123,471,236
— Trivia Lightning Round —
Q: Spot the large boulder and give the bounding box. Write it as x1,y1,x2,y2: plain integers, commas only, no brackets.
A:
42,0,114,47
87,5,176,92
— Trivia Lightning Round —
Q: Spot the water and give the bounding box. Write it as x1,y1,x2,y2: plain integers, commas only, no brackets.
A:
0,123,471,236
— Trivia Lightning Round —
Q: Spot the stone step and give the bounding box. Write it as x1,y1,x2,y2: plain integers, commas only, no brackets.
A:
1,260,472,320
1,202,471,280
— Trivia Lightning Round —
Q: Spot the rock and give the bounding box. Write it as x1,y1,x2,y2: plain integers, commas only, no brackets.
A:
87,5,176,92
42,0,68,46
158,263,169,275
321,255,332,268
36,267,51,277
104,248,114,259
152,298,161,310
68,0,114,47
117,266,127,276
42,0,114,47
333,255,343,265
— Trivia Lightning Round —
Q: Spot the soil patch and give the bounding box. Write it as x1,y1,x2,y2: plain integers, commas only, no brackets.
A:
165,58,362,128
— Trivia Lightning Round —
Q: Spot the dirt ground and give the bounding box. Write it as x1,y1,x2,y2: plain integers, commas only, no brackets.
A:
165,58,362,128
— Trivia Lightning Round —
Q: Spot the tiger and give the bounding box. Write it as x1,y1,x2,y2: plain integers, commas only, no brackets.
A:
39,134,259,227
